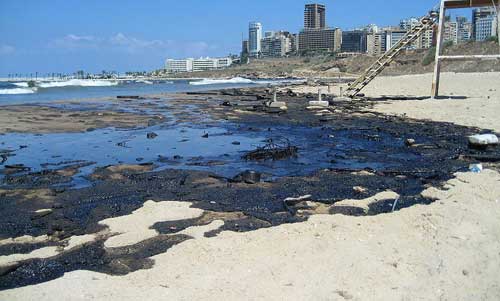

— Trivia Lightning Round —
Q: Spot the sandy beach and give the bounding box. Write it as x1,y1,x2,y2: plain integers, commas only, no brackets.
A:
1,72,499,300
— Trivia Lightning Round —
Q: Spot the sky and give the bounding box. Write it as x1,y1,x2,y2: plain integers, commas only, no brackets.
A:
0,0,470,76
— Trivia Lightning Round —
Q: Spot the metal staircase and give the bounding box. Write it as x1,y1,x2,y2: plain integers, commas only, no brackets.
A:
345,11,439,98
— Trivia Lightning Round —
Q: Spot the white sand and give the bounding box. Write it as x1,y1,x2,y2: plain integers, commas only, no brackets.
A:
2,170,500,300
368,73,500,132
291,72,500,132
99,200,204,248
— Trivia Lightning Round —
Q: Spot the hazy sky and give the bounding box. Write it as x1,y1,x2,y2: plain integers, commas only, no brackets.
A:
0,0,468,75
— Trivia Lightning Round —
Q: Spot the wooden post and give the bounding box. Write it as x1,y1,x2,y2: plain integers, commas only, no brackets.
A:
431,0,446,98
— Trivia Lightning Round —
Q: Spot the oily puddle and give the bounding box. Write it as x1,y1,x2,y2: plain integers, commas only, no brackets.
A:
0,119,437,189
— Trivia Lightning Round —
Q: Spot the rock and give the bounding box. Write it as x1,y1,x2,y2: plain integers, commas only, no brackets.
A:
267,101,287,109
201,133,209,138
147,132,158,139
31,209,53,220
221,101,232,107
468,134,498,148
232,141,241,145
86,127,96,132
232,170,261,184
173,155,183,160
405,138,416,146
353,186,367,194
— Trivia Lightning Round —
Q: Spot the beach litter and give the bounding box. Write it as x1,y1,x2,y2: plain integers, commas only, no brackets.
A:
242,139,298,161
469,163,483,173
468,134,499,149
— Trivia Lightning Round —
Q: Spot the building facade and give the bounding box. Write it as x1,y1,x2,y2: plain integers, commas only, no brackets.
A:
341,30,367,53
472,7,496,40
261,31,292,57
165,57,232,73
304,3,326,30
367,32,387,56
249,22,263,57
444,21,459,44
457,16,473,42
165,59,193,73
298,28,342,52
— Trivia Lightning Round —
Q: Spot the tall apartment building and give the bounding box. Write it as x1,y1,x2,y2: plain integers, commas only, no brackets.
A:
456,16,472,42
400,17,420,31
304,3,326,29
367,32,387,56
472,7,497,41
241,40,249,56
386,30,408,49
249,22,263,57
417,28,434,49
444,21,459,44
341,30,367,53
261,31,293,57
299,28,342,52
299,4,341,53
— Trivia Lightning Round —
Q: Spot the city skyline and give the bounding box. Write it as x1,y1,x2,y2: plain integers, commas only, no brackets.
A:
0,0,485,75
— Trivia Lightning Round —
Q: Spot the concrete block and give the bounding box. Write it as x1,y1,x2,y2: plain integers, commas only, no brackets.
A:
308,100,329,107
267,101,287,109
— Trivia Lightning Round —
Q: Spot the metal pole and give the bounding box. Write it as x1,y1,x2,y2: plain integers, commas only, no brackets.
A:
497,4,500,53
431,0,446,98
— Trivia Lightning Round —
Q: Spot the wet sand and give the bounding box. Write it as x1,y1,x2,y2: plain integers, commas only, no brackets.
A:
0,73,499,300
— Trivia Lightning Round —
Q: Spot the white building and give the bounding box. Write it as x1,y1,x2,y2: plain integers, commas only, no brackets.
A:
165,57,233,73
249,22,263,57
261,31,292,57
400,17,420,31
444,21,459,44
165,59,193,73
475,16,497,41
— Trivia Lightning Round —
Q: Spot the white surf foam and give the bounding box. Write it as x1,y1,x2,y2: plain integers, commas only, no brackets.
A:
0,87,37,95
37,79,119,88
189,77,255,86
13,82,29,87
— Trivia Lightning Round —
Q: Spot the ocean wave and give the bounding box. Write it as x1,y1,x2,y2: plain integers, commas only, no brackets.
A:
0,87,37,95
13,82,30,87
189,77,255,86
37,79,119,88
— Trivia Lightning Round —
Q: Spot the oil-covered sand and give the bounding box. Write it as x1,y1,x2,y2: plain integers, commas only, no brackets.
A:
1,73,500,299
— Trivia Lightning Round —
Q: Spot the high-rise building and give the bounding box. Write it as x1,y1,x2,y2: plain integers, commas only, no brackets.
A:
444,21,459,44
298,28,342,52
456,16,472,42
341,31,367,53
261,31,292,57
249,22,263,57
241,40,249,55
304,4,326,30
400,17,420,31
367,32,387,56
299,4,341,53
472,7,497,41
385,30,409,50
417,28,434,49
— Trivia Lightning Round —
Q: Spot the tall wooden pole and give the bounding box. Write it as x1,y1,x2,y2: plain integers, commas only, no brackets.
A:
431,0,446,98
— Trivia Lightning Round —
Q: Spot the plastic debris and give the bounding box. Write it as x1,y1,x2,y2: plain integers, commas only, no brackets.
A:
468,134,499,146
469,163,483,173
